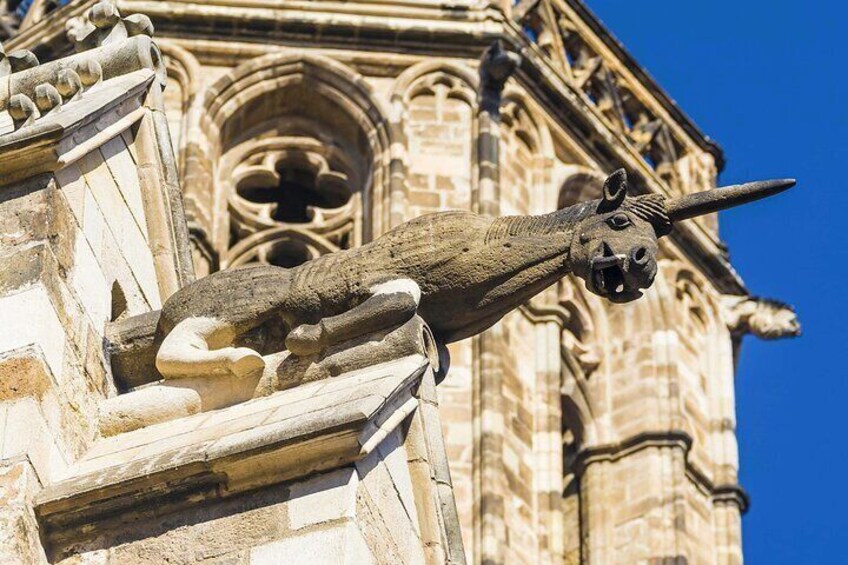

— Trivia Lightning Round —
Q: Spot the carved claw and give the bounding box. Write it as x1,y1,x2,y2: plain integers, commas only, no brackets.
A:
285,323,326,356
226,347,266,378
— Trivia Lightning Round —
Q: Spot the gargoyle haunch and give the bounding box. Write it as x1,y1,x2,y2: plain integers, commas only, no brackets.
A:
154,170,795,380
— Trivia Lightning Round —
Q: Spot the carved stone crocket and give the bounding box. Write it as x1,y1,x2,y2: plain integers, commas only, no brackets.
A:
152,169,795,381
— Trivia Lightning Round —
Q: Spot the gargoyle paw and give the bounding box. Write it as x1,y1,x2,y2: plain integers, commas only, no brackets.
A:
227,347,266,378
286,323,325,356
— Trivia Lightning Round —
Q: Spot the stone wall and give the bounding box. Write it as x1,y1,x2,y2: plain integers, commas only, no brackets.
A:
0,123,172,563
405,89,473,215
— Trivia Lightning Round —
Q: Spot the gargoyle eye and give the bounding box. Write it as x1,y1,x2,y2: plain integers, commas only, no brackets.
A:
607,213,631,230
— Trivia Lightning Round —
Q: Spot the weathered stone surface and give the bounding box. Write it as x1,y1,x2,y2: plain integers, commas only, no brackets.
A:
99,315,437,435
0,459,48,565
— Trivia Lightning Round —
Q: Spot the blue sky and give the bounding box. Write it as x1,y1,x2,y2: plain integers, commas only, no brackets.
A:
588,2,846,562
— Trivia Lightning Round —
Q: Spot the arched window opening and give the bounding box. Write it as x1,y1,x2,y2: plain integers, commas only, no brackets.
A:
557,169,605,210
264,239,312,269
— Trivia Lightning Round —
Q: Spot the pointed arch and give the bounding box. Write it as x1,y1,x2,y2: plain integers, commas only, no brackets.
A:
391,60,479,107
181,53,397,272
556,165,606,209
501,86,554,157
390,61,480,219
498,87,554,214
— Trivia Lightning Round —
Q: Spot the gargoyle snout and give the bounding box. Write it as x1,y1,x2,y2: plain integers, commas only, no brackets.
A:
631,246,650,267
586,241,657,303
592,243,651,272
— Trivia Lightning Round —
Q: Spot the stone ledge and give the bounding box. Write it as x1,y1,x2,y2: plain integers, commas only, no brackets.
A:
0,69,154,185
34,354,428,536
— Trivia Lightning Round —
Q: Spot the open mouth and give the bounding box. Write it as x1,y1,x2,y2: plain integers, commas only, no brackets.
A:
590,244,640,302
592,256,625,295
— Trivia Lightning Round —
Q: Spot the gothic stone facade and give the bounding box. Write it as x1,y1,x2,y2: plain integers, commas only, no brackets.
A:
1,0,791,563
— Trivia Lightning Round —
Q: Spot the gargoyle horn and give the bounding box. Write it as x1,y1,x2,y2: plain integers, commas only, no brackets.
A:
665,179,796,222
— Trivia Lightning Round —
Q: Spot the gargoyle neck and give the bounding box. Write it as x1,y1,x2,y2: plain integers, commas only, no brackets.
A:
484,202,592,245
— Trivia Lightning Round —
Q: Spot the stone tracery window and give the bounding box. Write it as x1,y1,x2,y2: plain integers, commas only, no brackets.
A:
223,137,362,269
192,54,392,274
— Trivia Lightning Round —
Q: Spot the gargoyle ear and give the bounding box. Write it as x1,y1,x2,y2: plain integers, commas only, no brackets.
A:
598,168,628,212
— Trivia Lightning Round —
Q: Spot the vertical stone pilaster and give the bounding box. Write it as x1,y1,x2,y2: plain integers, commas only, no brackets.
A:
473,334,506,563
387,94,409,229
472,41,520,565
714,500,743,565
534,318,565,563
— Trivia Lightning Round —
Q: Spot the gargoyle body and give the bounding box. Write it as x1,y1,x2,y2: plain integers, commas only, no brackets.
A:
153,170,795,381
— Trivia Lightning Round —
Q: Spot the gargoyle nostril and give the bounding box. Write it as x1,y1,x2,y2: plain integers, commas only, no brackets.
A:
632,247,649,265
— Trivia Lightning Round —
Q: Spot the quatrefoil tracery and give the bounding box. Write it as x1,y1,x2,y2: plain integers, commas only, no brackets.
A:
225,137,363,269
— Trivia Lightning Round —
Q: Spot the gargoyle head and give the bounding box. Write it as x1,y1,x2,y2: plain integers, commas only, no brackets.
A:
569,170,666,303
726,297,802,340
570,169,796,304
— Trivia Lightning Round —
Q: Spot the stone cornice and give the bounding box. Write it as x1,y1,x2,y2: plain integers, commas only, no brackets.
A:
11,0,716,159
0,69,153,186
35,355,430,540
575,430,749,513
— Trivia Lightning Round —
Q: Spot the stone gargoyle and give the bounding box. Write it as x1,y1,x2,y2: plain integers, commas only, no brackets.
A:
155,170,794,379
101,170,794,435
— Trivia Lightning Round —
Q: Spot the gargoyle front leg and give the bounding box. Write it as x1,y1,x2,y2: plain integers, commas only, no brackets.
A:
156,317,266,379
285,278,421,356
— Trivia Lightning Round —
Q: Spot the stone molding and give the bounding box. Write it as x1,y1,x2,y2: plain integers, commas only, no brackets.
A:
35,354,429,541
575,430,750,513
0,68,153,185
